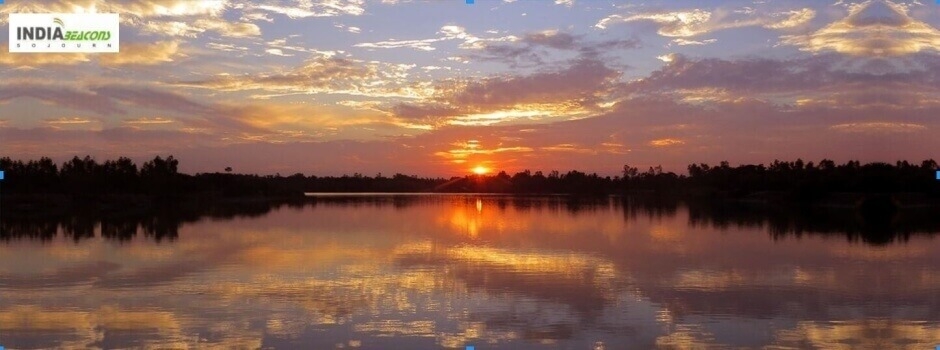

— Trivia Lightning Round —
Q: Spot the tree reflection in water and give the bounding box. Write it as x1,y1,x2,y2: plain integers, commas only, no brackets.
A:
3,195,937,244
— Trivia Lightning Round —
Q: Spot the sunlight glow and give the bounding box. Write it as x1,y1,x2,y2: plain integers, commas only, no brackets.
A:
472,165,490,175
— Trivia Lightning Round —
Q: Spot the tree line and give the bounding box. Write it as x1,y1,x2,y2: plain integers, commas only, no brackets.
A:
0,156,938,199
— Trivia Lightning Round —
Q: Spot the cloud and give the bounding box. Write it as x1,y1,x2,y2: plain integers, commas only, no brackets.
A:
519,30,578,50
0,0,227,19
247,0,366,18
0,42,180,67
541,143,594,154
176,53,420,98
391,104,462,125
626,54,836,95
0,51,90,66
463,30,640,66
672,38,717,46
595,7,814,37
354,25,518,52
4,82,416,152
446,59,615,110
265,48,293,57
782,0,940,56
391,58,622,126
466,30,578,65
137,19,261,38
44,117,96,125
191,18,261,37
829,122,927,133
597,9,712,35
99,42,181,66
0,85,122,115
91,86,219,116
620,53,940,110
124,117,175,125
354,38,440,51
0,0,247,40
206,42,249,52
0,84,297,137
265,38,328,55
435,141,534,164
649,138,685,147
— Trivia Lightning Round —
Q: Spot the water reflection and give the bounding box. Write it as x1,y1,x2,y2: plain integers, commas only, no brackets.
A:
0,199,305,242
6,196,938,244
1,195,939,349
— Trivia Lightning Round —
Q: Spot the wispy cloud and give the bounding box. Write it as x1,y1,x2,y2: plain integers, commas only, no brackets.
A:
247,0,366,18
176,52,422,98
782,0,940,56
354,25,518,52
596,7,814,36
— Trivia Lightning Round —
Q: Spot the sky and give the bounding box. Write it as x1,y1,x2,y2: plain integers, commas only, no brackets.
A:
0,0,939,176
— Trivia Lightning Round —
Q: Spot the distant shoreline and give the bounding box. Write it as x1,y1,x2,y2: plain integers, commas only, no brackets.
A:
2,156,938,211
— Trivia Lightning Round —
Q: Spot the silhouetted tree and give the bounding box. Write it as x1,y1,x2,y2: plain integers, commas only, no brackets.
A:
0,156,938,199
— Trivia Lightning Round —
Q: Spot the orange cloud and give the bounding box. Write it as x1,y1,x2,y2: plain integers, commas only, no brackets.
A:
541,143,595,154
177,53,422,99
99,41,181,66
782,1,940,56
829,122,927,133
0,51,90,66
649,138,685,147
435,140,533,164
392,58,620,127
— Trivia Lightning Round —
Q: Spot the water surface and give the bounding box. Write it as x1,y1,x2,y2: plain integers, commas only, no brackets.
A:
1,195,940,349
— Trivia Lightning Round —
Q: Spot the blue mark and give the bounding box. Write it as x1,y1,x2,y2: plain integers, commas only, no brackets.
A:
466,346,475,350
936,170,940,180
466,0,474,4
0,170,5,180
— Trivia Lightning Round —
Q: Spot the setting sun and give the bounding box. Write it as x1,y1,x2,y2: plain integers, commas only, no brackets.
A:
472,165,490,175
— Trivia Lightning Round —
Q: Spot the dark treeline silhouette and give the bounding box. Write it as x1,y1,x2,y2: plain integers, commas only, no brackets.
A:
1,156,938,201
680,159,940,199
0,156,445,197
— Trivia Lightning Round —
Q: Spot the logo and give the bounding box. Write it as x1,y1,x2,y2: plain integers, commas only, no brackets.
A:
8,13,119,53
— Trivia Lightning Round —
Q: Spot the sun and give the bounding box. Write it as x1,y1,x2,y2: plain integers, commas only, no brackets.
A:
472,165,490,175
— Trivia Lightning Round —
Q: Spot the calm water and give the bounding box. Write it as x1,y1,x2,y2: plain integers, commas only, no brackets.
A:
2,195,940,349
